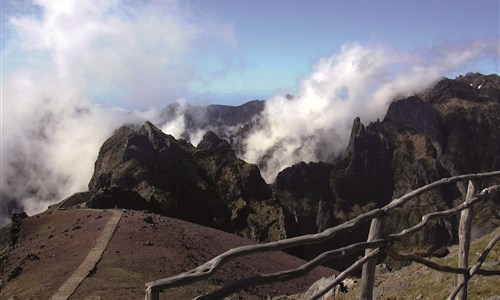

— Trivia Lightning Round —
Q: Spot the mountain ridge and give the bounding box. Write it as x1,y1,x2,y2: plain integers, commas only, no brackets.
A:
1,72,499,298
62,72,500,269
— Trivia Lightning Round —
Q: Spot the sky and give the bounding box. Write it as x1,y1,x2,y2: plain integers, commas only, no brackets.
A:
188,0,500,103
2,0,499,106
0,0,499,223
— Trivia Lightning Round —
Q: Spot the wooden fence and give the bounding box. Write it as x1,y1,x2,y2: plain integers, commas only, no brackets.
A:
145,171,500,300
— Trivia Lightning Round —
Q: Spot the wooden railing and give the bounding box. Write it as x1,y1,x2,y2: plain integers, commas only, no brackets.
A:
145,171,500,300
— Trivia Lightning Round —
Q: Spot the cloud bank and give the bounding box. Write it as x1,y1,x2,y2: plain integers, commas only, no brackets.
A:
1,0,235,225
240,41,498,182
4,0,236,107
1,1,497,226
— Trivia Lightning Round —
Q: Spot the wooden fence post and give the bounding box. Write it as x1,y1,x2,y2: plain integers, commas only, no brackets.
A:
359,217,382,300
145,285,160,300
456,180,477,300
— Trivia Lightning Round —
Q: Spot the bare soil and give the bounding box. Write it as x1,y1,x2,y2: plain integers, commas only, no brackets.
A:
1,208,336,299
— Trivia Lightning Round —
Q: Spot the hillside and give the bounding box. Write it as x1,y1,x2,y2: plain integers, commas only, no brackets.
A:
0,206,335,299
86,121,283,242
273,73,500,268
344,228,500,299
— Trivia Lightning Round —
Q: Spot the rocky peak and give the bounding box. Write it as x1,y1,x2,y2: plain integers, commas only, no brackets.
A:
421,73,500,104
139,121,167,147
385,96,444,155
331,118,394,211
86,121,282,242
455,72,500,90
423,78,475,103
197,131,233,153
345,117,366,156
137,121,188,152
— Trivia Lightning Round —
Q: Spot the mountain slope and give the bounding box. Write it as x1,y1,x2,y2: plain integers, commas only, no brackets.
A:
83,73,500,270
343,227,500,300
273,73,500,267
87,121,283,242
0,207,335,299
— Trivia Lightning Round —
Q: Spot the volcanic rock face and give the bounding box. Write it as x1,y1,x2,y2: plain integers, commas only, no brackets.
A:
274,162,335,259
330,118,394,214
81,73,498,268
87,122,282,241
274,73,500,263
275,161,335,236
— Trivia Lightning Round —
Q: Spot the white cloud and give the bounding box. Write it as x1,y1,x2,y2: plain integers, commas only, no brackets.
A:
160,98,187,139
0,0,236,225
6,0,236,107
241,41,498,182
1,69,159,223
1,0,497,226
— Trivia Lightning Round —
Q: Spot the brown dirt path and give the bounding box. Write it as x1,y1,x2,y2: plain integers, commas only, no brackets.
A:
2,208,336,299
0,209,113,299
49,209,123,300
71,210,337,299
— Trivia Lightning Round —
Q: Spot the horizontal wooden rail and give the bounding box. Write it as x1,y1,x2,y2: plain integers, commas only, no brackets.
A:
145,171,500,300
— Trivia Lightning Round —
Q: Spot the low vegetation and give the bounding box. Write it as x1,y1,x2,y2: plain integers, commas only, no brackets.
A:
343,228,500,299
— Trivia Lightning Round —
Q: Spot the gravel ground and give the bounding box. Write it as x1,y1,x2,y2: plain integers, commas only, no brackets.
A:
1,208,336,299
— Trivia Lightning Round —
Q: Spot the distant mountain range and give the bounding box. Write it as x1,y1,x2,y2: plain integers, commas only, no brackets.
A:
160,99,265,154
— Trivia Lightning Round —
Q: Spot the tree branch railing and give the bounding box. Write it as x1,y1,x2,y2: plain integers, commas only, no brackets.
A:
456,180,477,299
360,217,382,299
385,247,500,276
145,171,500,300
448,233,500,300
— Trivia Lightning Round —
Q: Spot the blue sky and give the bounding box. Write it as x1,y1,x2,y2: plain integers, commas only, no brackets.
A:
2,0,499,106
186,0,499,103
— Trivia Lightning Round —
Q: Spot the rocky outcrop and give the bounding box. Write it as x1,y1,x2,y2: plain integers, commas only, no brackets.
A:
423,73,500,103
88,122,282,242
80,73,498,269
330,118,394,214
193,131,281,241
274,162,335,259
388,74,500,250
275,162,335,236
386,96,445,156
273,73,500,268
